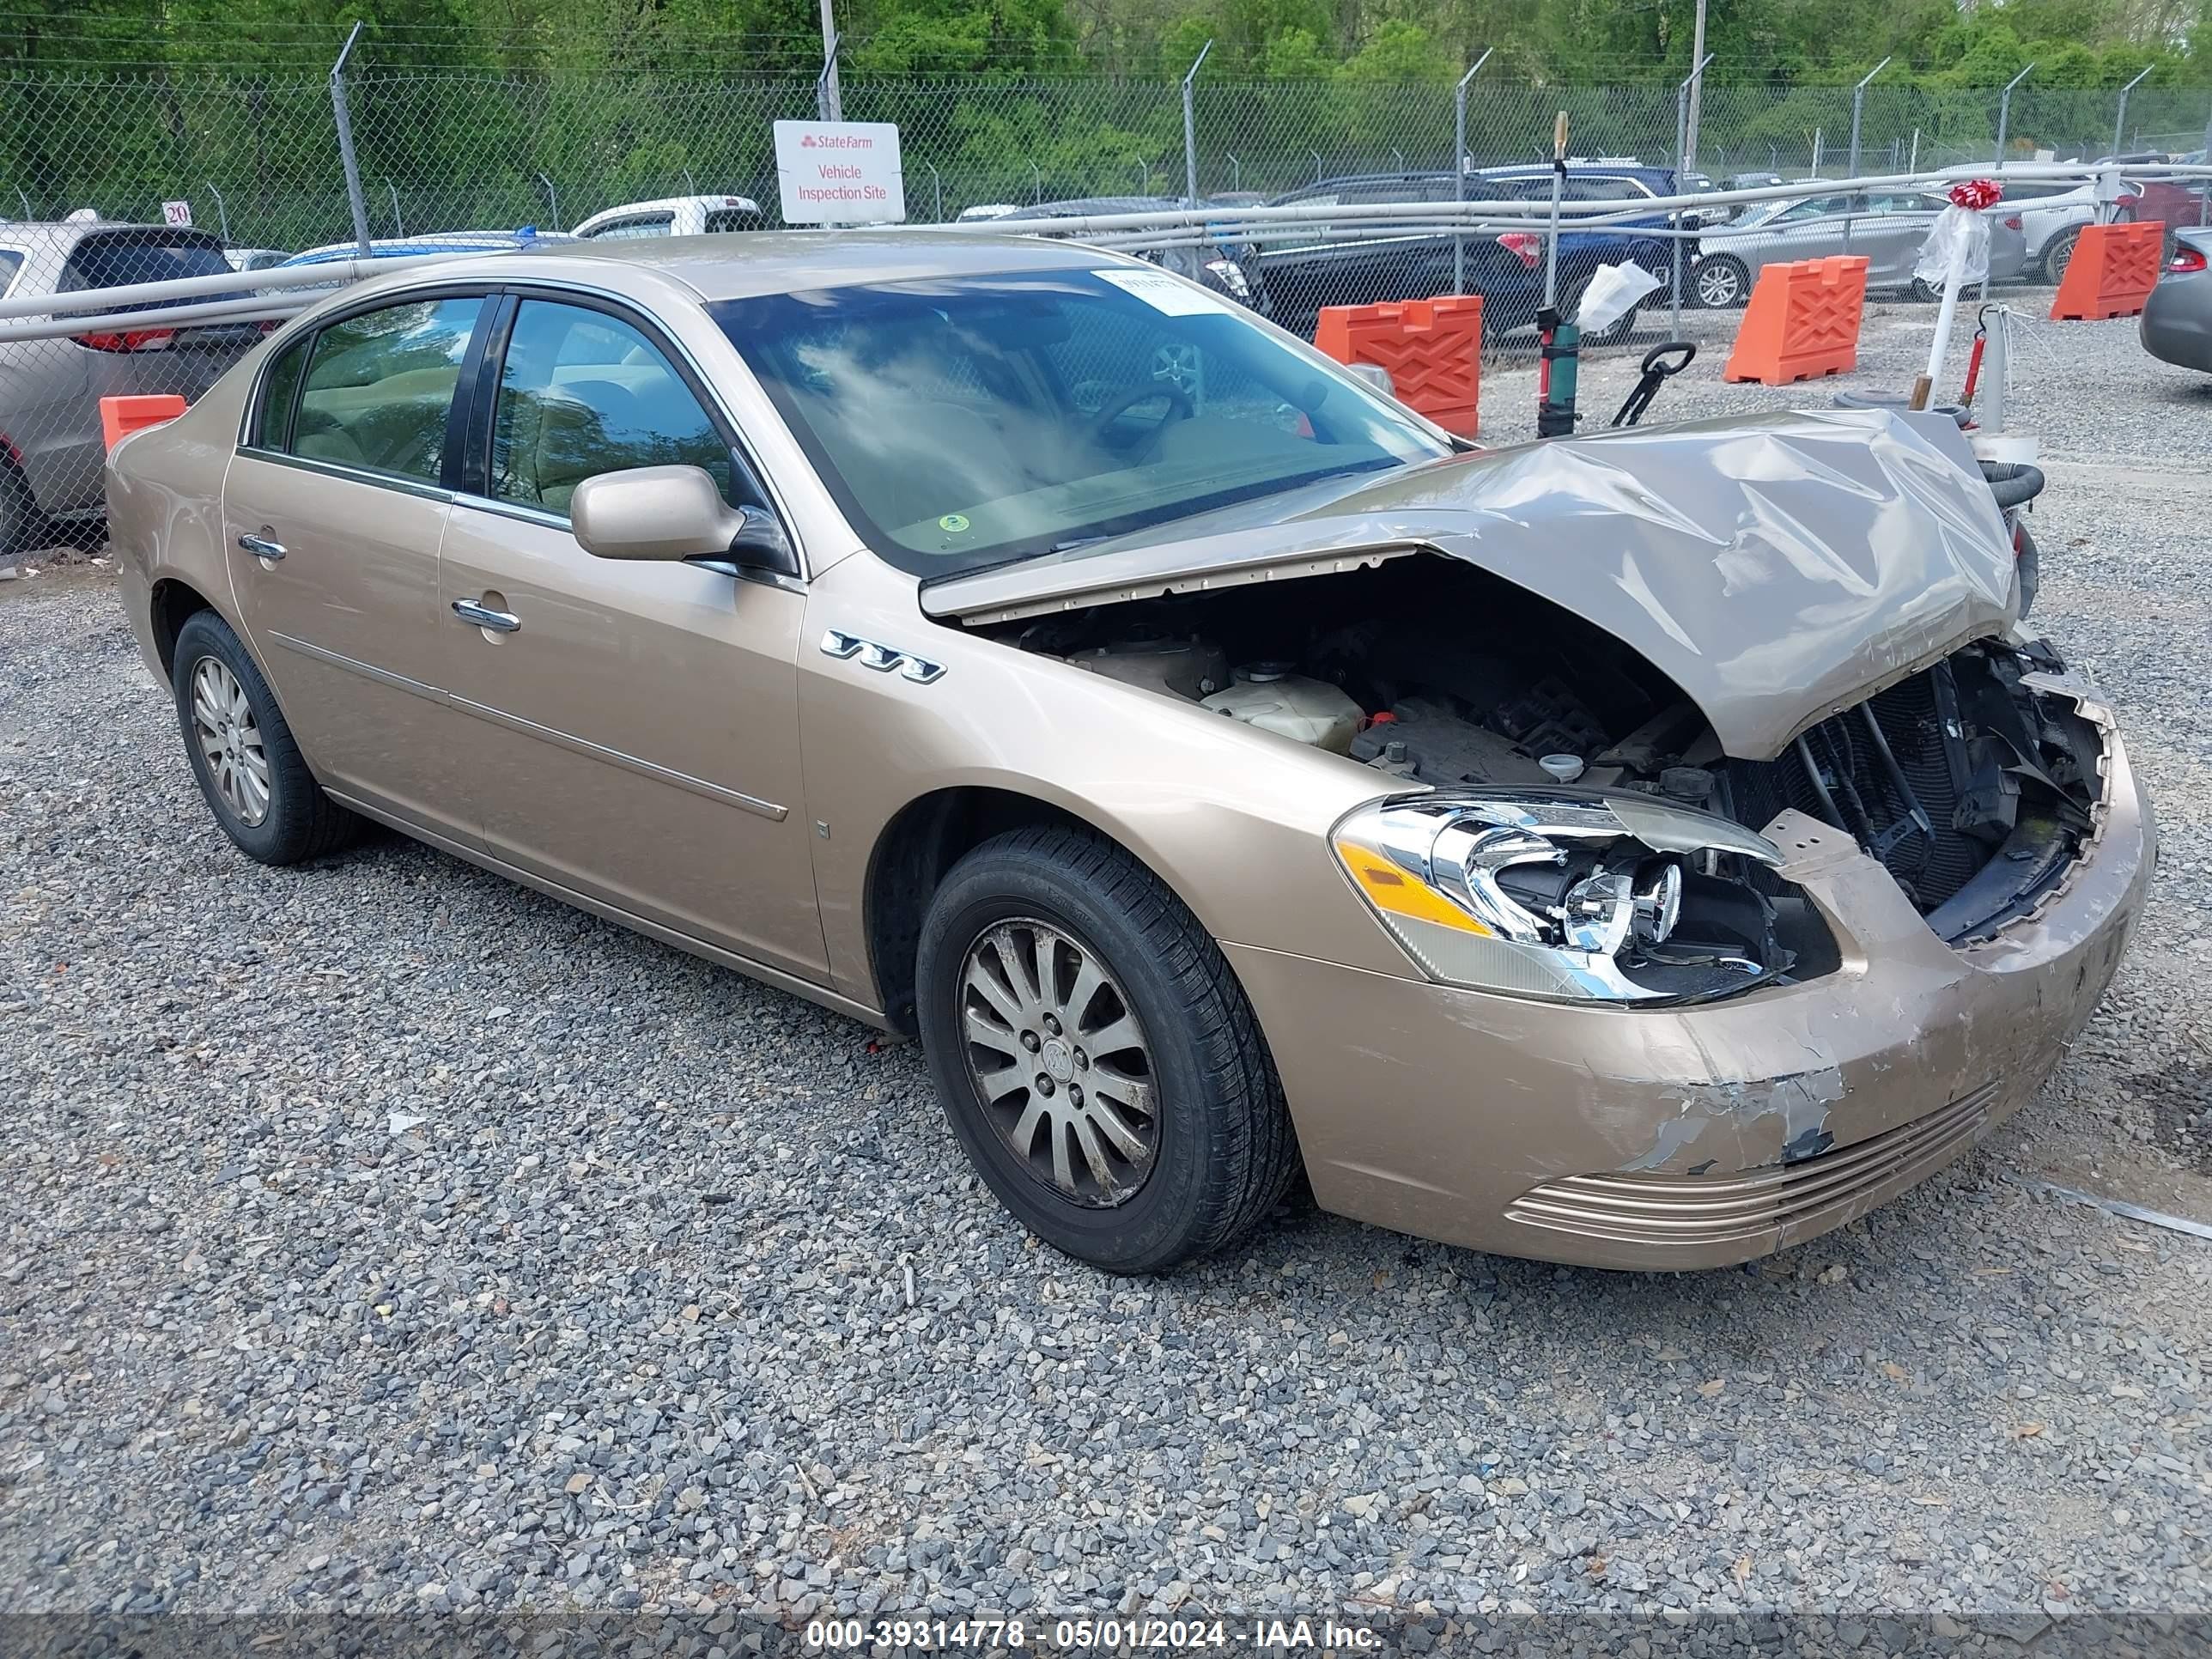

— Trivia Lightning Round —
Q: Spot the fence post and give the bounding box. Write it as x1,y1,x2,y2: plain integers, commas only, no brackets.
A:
927,162,942,222
2113,66,2152,159
387,181,404,238
1453,49,1492,295
2202,100,2211,226
817,0,842,122
1842,55,1890,258
1030,161,1042,204
328,21,373,257
1995,63,2033,167
203,180,230,243
1671,54,1711,336
536,172,559,232
1542,110,1567,311
1182,40,1211,206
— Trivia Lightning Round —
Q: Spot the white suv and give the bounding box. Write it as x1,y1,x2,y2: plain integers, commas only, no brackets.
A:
569,195,767,240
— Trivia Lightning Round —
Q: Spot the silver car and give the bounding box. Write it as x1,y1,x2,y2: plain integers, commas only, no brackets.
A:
1689,191,2028,308
2008,180,2146,283
0,219,262,556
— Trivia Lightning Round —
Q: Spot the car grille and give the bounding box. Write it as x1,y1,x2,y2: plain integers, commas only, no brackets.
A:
1504,1082,1998,1252
1723,666,1986,912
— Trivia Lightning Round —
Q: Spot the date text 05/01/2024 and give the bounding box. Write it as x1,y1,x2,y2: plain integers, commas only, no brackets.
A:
804,1616,1384,1650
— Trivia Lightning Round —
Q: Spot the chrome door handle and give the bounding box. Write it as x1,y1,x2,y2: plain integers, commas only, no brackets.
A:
452,599,520,634
237,533,286,561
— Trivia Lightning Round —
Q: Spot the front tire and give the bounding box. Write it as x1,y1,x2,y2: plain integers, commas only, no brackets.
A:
171,610,361,865
915,826,1299,1273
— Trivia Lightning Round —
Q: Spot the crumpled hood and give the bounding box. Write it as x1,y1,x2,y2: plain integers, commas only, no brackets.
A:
921,407,2019,761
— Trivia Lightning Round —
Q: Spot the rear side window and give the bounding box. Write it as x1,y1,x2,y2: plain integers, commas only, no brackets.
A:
253,336,309,451
488,299,734,515
0,248,21,295
59,231,233,293
582,215,673,241
292,296,483,483
702,205,764,234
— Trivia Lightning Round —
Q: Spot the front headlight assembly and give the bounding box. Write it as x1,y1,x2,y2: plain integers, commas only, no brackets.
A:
1333,789,1801,1004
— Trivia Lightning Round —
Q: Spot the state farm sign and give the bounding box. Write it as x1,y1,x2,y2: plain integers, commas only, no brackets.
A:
772,120,906,225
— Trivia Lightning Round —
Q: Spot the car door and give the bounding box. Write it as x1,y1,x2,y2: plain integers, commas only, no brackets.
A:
223,289,491,838
1761,193,1856,264
1856,194,1939,284
435,290,826,979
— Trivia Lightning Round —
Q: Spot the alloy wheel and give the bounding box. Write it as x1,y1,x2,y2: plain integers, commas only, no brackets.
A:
189,656,270,827
1695,260,1742,307
959,918,1159,1207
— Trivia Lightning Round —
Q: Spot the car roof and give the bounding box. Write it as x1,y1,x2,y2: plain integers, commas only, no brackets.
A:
575,194,762,219
328,230,1123,303
282,234,556,264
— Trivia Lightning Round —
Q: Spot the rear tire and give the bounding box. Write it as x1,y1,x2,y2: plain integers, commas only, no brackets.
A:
0,459,39,562
171,609,362,865
915,825,1299,1273
2041,226,2081,285
1692,253,1750,309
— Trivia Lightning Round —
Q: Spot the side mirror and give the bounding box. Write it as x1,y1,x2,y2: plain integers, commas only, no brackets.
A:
1343,362,1397,398
570,464,793,570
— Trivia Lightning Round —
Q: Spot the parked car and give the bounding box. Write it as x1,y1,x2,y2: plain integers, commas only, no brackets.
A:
0,219,264,555
1688,191,2027,308
225,247,290,273
955,204,1022,222
994,197,1267,310
570,195,767,240
106,234,2148,1273
2001,179,2144,283
2141,226,2212,373
1259,165,1686,341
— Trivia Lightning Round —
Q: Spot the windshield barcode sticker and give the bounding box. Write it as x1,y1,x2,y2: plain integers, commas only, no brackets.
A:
1093,267,1231,316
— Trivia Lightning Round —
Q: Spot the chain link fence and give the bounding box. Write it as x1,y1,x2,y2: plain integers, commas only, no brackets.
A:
1,58,2208,558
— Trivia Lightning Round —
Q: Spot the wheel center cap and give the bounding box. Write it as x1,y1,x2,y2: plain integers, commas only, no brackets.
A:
1041,1037,1074,1082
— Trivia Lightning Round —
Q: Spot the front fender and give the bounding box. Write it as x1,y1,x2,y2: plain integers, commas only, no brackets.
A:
796,555,1413,1012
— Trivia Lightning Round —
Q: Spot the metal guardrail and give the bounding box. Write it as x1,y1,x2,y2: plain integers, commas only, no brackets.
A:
2,163,2205,347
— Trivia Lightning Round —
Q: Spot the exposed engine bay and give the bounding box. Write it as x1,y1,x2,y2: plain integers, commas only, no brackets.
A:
994,556,2104,970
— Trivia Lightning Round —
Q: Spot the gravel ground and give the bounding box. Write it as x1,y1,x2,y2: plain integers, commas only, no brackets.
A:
3,287,2210,1639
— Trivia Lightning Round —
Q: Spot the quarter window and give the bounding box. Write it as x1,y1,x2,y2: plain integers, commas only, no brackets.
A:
582,214,675,240
488,300,733,515
293,296,483,483
253,335,309,451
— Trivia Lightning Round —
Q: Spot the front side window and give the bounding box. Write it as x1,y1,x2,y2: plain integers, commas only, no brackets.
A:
293,296,483,483
702,205,765,234
0,248,22,296
713,268,1448,576
488,300,733,515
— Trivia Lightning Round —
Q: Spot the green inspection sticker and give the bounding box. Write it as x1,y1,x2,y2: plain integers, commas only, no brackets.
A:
938,514,970,534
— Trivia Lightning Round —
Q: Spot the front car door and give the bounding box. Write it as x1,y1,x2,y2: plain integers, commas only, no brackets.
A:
223,289,491,838
435,289,826,979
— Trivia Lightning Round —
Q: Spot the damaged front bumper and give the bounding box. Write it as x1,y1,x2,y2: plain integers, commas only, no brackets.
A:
1226,685,2154,1270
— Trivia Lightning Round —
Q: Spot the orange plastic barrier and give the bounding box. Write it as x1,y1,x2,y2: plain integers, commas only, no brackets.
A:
100,393,187,453
2049,220,2165,321
1721,255,1869,386
1315,295,1482,436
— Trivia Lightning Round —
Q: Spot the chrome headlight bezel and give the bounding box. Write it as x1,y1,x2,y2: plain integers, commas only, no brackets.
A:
1331,787,1790,1005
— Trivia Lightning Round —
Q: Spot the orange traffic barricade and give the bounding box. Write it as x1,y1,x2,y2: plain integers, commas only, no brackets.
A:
100,393,188,452
1722,255,1869,386
1315,295,1482,436
2049,220,2165,321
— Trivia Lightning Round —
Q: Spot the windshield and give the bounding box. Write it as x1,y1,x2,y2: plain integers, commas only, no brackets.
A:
710,268,1449,576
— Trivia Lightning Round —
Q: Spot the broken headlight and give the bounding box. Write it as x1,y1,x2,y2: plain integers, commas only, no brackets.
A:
1332,789,1797,1004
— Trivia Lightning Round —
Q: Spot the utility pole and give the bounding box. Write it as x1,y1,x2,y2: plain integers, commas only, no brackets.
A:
817,0,842,122
1684,0,1708,173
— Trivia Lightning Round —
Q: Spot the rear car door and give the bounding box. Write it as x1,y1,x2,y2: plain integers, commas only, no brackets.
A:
1860,194,1940,285
435,291,825,979
223,289,491,839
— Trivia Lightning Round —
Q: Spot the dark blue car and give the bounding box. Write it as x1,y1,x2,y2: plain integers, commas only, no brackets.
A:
1259,164,1694,343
